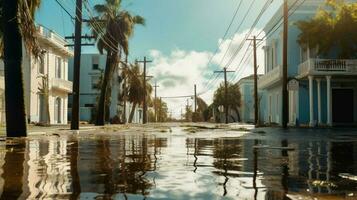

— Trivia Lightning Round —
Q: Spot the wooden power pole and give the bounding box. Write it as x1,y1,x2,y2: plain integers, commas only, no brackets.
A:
247,36,262,126
282,0,289,128
194,84,197,113
137,57,152,124
153,82,159,122
70,0,82,130
66,0,95,130
214,68,234,124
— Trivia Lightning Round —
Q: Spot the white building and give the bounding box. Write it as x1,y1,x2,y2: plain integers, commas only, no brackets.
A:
0,25,73,125
68,54,143,124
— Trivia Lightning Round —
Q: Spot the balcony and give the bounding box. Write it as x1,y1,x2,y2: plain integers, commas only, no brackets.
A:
51,78,73,93
258,65,282,89
298,58,357,78
37,26,74,56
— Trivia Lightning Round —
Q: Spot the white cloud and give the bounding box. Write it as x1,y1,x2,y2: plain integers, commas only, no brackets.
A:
147,29,266,119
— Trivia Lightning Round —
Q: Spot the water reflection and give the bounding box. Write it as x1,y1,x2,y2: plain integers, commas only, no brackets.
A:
0,129,355,199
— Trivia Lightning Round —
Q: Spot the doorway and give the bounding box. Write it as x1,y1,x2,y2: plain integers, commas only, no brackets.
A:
332,89,354,123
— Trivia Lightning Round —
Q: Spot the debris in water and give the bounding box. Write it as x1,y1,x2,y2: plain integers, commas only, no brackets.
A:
339,173,357,181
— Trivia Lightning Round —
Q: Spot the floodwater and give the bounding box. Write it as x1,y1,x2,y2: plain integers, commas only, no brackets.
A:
0,125,356,200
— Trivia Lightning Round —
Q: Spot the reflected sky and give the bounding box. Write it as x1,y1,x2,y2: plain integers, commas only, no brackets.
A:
0,127,356,200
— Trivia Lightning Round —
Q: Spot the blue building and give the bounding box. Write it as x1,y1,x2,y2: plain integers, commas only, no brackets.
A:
237,75,264,123
259,0,357,127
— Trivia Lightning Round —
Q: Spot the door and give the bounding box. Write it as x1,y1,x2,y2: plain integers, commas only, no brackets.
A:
332,89,354,123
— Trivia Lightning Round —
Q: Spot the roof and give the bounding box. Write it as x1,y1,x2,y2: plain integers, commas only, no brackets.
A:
237,74,263,85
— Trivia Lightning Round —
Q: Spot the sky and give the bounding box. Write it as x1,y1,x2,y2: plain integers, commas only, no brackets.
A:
36,0,284,118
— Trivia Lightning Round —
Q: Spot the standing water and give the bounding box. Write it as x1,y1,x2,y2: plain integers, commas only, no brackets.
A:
0,125,356,199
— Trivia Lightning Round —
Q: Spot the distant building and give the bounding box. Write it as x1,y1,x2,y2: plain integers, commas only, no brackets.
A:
259,0,357,126
237,75,263,123
0,25,73,125
68,54,143,123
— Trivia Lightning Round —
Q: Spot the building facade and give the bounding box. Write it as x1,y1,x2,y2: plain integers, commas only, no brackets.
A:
68,54,143,124
237,75,264,124
0,25,73,125
259,0,357,127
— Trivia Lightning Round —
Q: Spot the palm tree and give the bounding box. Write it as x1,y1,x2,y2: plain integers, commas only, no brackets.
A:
89,0,145,125
126,63,152,123
0,0,41,136
37,74,50,125
296,0,357,58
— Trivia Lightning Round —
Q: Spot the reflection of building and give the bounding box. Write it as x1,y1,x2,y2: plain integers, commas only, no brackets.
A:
26,140,72,199
0,25,73,125
68,54,143,123
259,0,357,127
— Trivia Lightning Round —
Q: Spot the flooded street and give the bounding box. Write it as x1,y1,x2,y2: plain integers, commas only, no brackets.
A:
0,124,356,200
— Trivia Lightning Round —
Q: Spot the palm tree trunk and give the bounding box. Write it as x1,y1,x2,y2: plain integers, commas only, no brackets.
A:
122,55,128,124
128,102,137,123
96,52,112,126
2,0,27,136
233,107,241,122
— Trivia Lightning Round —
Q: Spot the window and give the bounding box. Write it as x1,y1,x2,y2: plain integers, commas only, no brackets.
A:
55,57,62,78
92,56,99,70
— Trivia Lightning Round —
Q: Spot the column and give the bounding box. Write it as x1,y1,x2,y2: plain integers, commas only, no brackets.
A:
326,76,332,126
309,76,314,127
317,78,321,125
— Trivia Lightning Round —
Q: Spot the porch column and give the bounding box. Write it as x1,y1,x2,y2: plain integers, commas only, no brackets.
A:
326,76,332,126
316,78,321,125
309,76,314,127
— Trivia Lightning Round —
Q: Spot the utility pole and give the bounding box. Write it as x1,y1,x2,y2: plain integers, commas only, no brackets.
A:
194,84,197,113
159,97,162,122
247,36,263,126
153,82,159,122
67,1,95,130
214,68,234,124
70,0,82,130
282,0,289,128
193,84,197,122
137,57,152,124
122,56,128,124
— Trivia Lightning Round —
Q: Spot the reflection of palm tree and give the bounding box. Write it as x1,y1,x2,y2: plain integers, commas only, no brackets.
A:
0,140,26,199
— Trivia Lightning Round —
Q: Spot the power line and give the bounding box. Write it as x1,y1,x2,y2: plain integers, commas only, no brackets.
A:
197,0,246,94
200,0,273,95
55,0,75,20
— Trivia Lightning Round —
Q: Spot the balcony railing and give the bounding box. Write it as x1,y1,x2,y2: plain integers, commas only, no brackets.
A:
258,65,282,89
51,78,73,93
298,58,357,77
37,26,73,56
